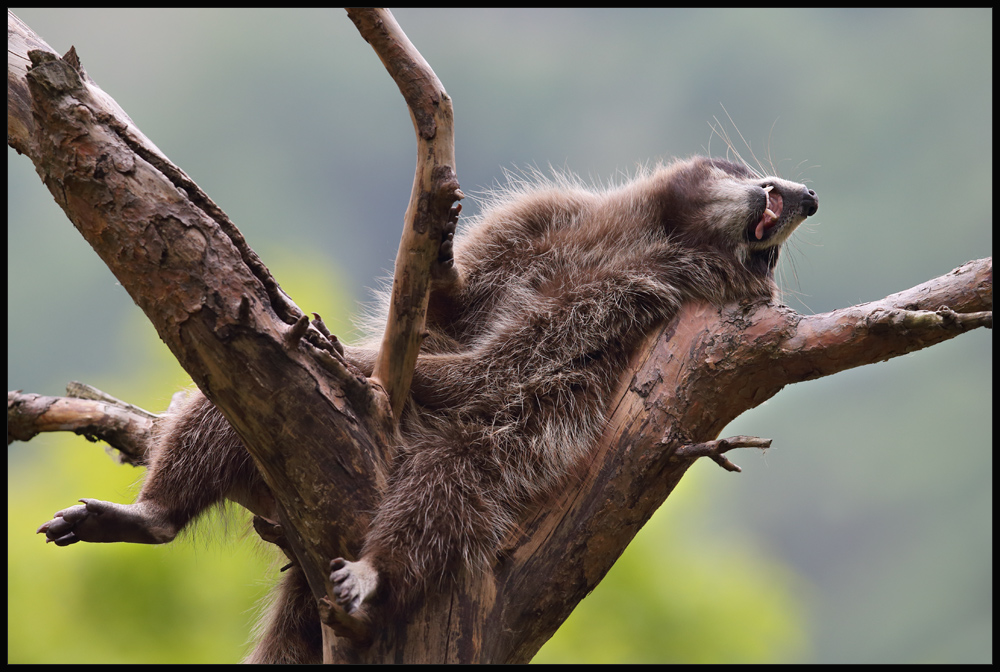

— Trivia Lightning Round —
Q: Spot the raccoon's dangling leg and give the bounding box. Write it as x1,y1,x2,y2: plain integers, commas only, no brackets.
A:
37,390,270,546
37,497,180,545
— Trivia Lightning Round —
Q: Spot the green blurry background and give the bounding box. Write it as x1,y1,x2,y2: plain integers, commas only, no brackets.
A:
7,8,991,664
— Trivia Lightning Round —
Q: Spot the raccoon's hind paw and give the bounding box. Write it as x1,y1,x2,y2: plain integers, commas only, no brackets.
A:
37,500,92,546
37,499,177,545
330,556,379,615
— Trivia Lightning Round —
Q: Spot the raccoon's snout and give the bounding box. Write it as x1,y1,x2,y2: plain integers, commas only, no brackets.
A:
800,188,818,217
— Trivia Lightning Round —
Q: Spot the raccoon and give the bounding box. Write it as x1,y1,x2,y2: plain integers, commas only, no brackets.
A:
38,156,817,662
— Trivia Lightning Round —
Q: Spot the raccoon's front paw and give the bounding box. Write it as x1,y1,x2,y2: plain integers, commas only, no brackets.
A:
431,203,462,284
330,556,379,615
438,203,461,267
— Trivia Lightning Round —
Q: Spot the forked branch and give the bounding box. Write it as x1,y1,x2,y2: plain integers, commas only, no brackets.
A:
7,8,389,629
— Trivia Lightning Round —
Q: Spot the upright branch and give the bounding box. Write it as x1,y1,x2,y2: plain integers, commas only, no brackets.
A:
346,8,464,422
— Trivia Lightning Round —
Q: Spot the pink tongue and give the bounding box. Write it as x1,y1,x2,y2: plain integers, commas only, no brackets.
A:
754,191,783,240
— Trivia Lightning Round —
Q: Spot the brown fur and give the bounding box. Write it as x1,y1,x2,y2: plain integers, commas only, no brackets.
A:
38,156,817,662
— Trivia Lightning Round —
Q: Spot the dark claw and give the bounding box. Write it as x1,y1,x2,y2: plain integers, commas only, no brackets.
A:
439,233,454,264
38,500,93,544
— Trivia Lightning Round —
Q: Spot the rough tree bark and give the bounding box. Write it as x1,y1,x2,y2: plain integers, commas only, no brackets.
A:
6,9,992,664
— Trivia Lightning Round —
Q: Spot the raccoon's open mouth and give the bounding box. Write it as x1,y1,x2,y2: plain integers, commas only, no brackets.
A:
752,185,783,240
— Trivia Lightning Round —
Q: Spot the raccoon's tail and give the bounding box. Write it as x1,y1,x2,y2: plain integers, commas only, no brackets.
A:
244,564,323,664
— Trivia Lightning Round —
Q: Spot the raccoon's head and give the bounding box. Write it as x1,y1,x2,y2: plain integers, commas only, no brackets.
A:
657,157,818,274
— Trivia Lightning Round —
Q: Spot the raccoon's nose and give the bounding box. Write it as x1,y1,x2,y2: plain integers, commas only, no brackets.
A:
801,189,818,216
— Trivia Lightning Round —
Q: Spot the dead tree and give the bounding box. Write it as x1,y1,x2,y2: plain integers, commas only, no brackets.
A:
6,9,992,664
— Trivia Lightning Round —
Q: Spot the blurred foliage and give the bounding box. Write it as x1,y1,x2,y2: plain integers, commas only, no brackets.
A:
8,435,273,663
534,473,811,663
6,249,353,664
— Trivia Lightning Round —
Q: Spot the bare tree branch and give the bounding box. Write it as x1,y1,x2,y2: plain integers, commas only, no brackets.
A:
780,257,993,381
346,8,464,423
673,435,774,473
7,383,155,465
